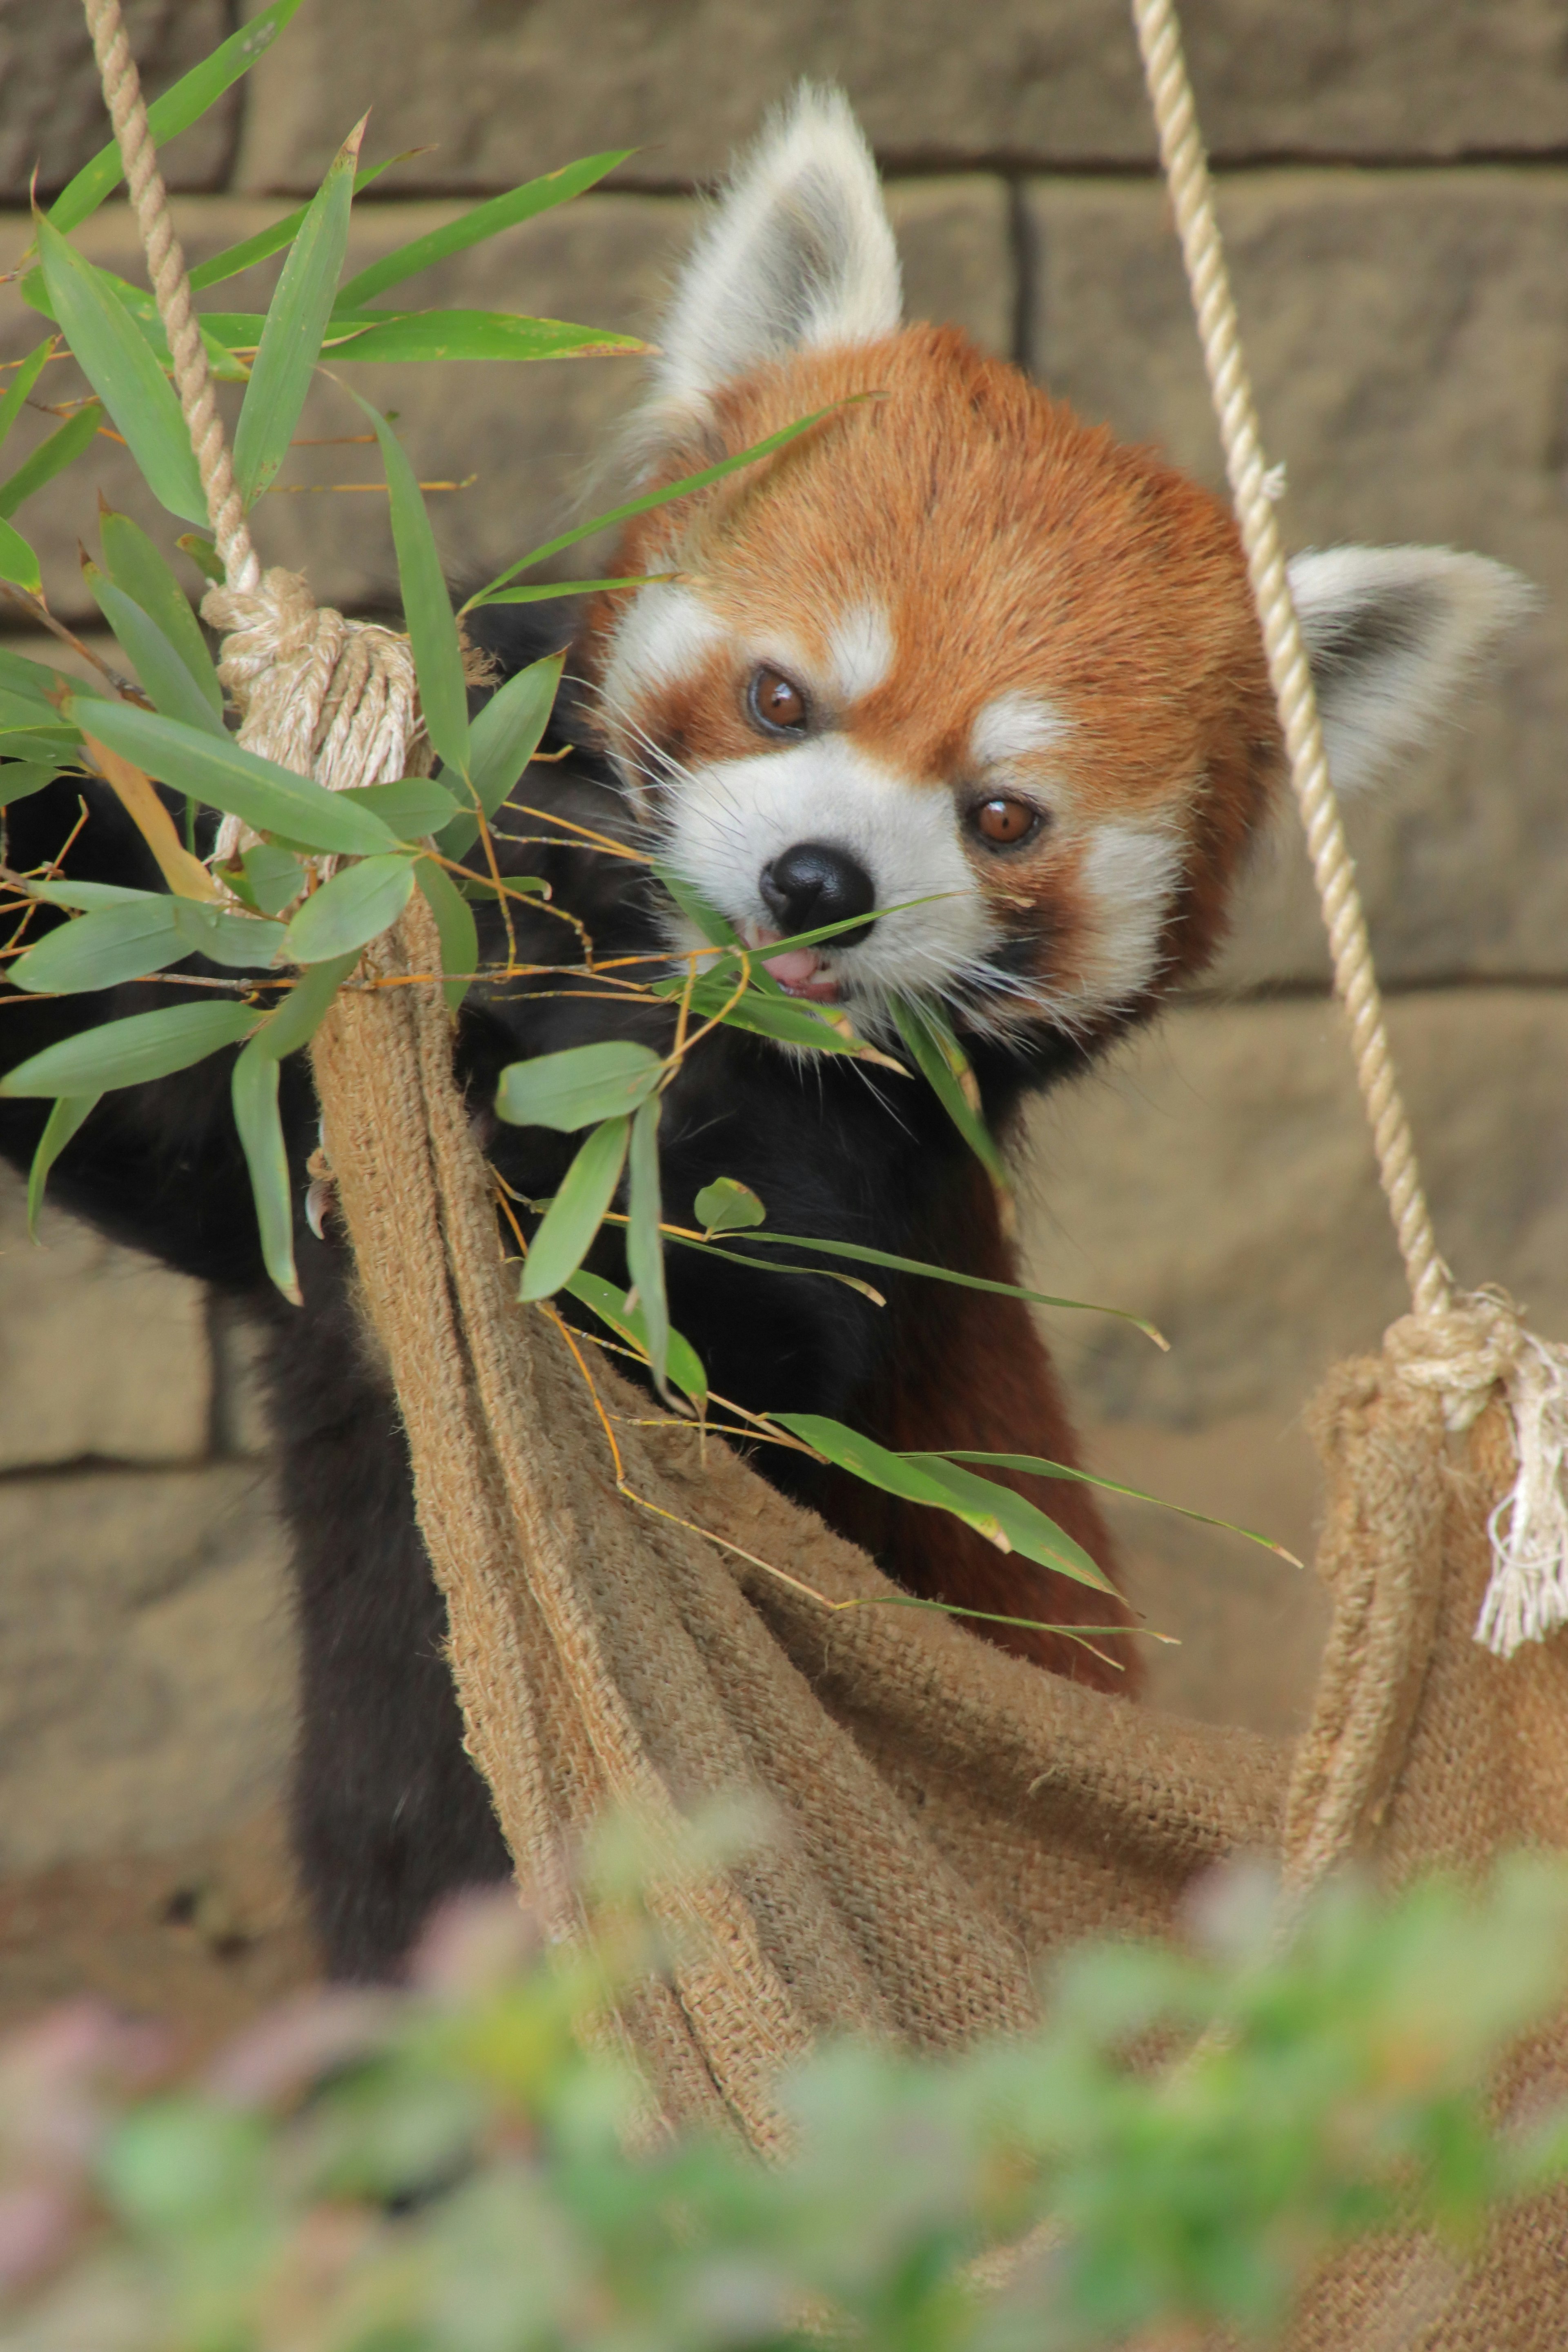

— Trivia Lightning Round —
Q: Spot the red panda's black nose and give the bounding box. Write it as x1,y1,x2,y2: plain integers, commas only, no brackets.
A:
759,842,877,946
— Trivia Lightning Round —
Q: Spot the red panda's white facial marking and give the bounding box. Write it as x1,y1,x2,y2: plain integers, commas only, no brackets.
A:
584,87,1528,1048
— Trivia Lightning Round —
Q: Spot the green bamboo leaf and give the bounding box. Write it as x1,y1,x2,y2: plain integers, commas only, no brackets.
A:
334,152,632,312
27,1092,99,1236
0,1000,256,1097
284,853,415,965
693,1178,766,1235
517,1115,629,1303
342,776,460,837
686,1226,1163,1342
0,729,84,763
481,572,673,608
0,401,103,521
29,880,154,911
170,900,288,971
21,268,250,383
463,404,856,610
251,952,359,1060
176,532,225,584
236,845,306,918
653,866,739,948
891,995,1009,1191
494,1040,663,1133
0,341,52,457
0,516,39,595
49,0,308,234
10,898,181,995
71,698,398,858
626,1094,669,1398
770,1414,1011,1540
234,119,365,508
0,646,86,707
907,1451,1298,1564
896,1454,1112,1593
82,565,226,739
564,1267,708,1412
414,856,480,1012
346,392,469,778
435,651,563,858
232,1038,301,1304
0,763,62,808
321,310,646,365
34,218,206,525
98,510,222,714
188,152,414,293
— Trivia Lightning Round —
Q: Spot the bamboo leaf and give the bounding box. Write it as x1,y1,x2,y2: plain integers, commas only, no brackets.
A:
232,1038,301,1303
236,845,306,918
891,995,1009,1191
0,516,39,595
693,1178,766,1235
321,310,646,365
415,856,480,1012
517,1115,629,1303
346,392,469,778
653,866,739,948
481,572,673,607
626,1094,669,1398
188,152,413,293
176,532,225,584
0,401,103,521
897,1454,1113,1593
82,565,226,739
234,119,365,508
251,952,359,1060
907,1451,1299,1565
342,776,461,837
0,763,61,808
335,153,632,312
98,509,222,714
464,405,855,610
27,1092,99,1236
435,651,562,857
0,340,53,456
564,1267,708,1412
284,853,416,965
49,0,309,234
494,1040,662,1132
770,1414,1011,1540
76,726,223,904
21,268,251,382
10,898,181,994
73,698,399,859
170,900,288,970
0,1000,257,1097
0,647,85,708
29,880,152,910
34,218,207,525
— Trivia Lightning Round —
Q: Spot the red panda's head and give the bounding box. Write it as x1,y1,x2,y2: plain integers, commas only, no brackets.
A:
581,89,1526,1050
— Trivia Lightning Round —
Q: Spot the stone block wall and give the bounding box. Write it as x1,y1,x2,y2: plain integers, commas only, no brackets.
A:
0,2,1561,1910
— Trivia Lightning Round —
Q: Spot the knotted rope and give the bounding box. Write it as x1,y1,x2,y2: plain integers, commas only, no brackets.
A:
1131,0,1568,1659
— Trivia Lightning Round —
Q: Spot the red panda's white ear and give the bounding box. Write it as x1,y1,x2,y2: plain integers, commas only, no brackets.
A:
1287,546,1533,795
650,84,901,423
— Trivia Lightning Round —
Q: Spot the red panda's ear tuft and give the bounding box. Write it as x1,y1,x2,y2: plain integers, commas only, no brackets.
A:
1287,545,1534,795
645,83,901,432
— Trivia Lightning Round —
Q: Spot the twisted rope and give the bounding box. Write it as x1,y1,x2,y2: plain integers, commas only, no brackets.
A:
80,0,423,815
1129,0,1450,1322
82,0,258,592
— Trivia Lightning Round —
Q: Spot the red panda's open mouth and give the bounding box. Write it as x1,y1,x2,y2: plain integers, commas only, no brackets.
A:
745,924,844,1004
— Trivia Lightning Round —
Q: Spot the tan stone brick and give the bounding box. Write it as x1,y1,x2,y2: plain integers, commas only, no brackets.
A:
0,180,1011,626
0,1463,294,1873
1023,169,1568,986
1017,990,1568,1430
0,0,234,201
232,1,1568,194
0,1167,211,1472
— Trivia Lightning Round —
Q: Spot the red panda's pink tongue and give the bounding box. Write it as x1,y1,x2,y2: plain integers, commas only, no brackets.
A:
762,946,822,988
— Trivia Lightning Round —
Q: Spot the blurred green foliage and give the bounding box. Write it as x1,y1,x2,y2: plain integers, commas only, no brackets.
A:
1,1835,1566,2352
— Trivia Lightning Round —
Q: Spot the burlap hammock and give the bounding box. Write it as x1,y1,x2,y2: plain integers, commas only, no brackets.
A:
77,0,1568,2339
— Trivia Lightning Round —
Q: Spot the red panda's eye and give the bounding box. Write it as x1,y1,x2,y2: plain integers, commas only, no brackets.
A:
971,796,1038,847
747,665,810,736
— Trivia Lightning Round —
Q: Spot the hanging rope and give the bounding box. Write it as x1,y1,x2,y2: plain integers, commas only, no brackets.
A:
1129,0,1568,1657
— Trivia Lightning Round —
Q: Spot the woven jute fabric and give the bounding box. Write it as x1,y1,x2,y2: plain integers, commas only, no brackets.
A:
309,905,1568,2339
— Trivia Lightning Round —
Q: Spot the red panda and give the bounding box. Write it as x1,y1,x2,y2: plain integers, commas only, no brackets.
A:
0,88,1525,1979
566,84,1526,1685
